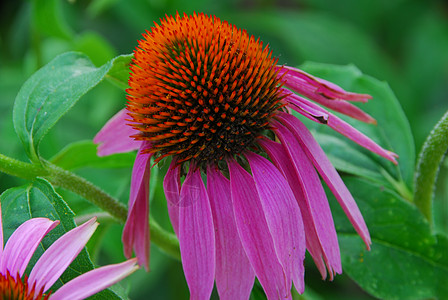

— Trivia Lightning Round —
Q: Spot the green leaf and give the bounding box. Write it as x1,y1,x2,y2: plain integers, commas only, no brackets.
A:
299,62,415,193
0,178,126,299
13,52,114,162
50,140,135,170
106,54,133,90
313,132,390,188
331,177,448,300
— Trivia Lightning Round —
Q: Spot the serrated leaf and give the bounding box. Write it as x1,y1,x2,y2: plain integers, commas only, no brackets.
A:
0,178,126,299
330,177,448,300
50,140,135,170
299,62,415,191
13,52,114,162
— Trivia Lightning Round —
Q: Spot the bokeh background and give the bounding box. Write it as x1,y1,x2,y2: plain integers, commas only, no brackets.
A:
1,0,447,299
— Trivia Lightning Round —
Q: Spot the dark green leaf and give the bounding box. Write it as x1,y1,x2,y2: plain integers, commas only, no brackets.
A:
50,140,135,170
299,62,415,192
313,132,390,188
331,177,448,300
0,178,126,299
13,52,113,162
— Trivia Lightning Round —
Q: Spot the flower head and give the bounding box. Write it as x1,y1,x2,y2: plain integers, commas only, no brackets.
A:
0,203,138,300
95,12,398,299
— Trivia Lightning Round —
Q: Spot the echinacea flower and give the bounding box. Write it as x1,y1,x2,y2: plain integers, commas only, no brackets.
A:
94,12,398,299
0,203,138,300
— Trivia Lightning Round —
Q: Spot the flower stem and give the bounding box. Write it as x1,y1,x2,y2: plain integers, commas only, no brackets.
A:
0,153,180,259
414,110,448,222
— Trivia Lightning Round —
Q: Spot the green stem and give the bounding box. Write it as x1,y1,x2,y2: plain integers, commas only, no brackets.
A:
0,153,48,179
414,110,448,222
0,154,180,260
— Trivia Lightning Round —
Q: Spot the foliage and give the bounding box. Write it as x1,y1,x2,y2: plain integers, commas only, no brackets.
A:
0,0,447,299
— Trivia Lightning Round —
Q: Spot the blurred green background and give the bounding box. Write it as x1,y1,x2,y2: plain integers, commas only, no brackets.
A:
1,0,447,299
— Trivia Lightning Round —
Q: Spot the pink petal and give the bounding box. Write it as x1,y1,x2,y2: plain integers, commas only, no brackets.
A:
163,160,181,236
285,94,398,164
261,130,341,280
245,152,306,294
179,167,215,300
326,114,398,164
228,159,291,300
284,90,376,124
277,66,372,102
94,109,142,156
122,141,152,270
0,204,3,257
207,167,255,300
28,217,98,294
51,258,139,300
1,218,59,278
274,112,371,249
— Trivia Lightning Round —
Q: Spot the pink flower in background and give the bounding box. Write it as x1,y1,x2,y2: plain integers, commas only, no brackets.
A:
94,13,397,300
0,203,138,300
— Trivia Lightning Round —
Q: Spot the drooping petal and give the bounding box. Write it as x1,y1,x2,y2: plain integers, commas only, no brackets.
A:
207,167,255,300
245,152,305,294
122,141,152,270
276,66,372,102
94,109,142,156
284,90,375,125
228,159,291,300
179,167,215,300
51,259,139,300
1,218,59,278
285,93,398,164
163,159,181,236
274,112,371,249
28,218,98,294
262,129,341,279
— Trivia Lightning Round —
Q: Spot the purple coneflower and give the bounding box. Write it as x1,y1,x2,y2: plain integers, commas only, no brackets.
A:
0,204,138,300
94,12,398,300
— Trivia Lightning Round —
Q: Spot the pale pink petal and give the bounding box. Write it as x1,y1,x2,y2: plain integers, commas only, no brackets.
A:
1,218,59,278
122,141,152,270
285,94,398,164
228,159,291,300
51,259,139,300
274,112,371,249
179,167,215,300
28,218,98,294
245,152,305,294
94,109,142,156
277,66,372,102
284,90,376,124
261,130,341,280
207,167,255,300
163,160,181,236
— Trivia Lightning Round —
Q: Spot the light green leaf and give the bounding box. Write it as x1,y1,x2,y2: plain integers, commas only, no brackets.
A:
106,54,133,90
50,140,135,170
13,52,113,162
